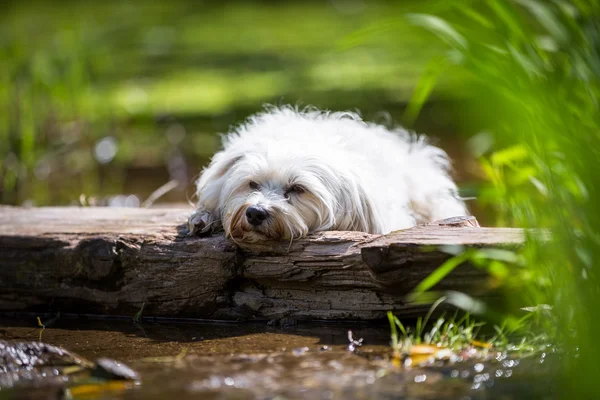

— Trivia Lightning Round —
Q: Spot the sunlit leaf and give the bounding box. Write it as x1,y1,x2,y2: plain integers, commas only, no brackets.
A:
460,8,494,28
403,56,449,126
438,244,466,256
528,176,548,196
521,304,553,312
508,43,542,76
467,131,495,157
490,145,528,166
470,339,493,348
575,246,593,268
413,253,470,293
444,291,487,315
507,166,538,185
387,311,399,349
475,248,521,264
486,260,510,279
488,0,526,38
515,0,568,43
394,315,408,336
406,14,468,51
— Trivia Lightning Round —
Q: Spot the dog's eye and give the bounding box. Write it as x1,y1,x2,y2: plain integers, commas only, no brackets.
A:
285,184,305,197
249,181,260,190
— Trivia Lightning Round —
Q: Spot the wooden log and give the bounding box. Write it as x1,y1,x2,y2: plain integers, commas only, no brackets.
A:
0,207,524,321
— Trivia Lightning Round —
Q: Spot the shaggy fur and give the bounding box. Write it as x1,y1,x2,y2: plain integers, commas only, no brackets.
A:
188,106,468,242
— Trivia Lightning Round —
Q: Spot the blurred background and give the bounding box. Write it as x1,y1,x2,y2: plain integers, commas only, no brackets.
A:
0,0,485,218
3,0,600,395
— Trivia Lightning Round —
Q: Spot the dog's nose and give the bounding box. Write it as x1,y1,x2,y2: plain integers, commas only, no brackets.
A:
246,206,268,226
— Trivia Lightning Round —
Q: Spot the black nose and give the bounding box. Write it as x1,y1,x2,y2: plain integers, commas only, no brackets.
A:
246,206,269,226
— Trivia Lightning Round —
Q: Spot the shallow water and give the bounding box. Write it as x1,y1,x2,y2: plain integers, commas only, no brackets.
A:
0,316,556,400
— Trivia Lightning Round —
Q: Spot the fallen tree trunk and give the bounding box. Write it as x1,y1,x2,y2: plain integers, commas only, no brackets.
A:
0,207,524,321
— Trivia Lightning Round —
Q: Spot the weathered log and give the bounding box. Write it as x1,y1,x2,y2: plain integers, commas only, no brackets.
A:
0,207,524,321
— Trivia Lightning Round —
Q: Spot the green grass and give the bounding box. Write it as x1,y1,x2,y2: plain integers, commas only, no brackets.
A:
387,303,552,365
133,302,146,323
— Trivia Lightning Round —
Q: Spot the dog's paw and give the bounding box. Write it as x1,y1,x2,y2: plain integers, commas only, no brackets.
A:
187,210,218,236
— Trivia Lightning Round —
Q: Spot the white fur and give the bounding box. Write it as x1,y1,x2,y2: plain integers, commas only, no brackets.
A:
188,105,468,242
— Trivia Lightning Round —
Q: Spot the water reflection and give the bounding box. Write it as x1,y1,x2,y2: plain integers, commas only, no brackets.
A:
0,317,557,400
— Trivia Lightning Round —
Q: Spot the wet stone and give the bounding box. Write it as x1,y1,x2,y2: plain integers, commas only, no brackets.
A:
92,358,140,381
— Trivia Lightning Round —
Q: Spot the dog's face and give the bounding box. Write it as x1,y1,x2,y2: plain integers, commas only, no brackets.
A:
219,153,338,242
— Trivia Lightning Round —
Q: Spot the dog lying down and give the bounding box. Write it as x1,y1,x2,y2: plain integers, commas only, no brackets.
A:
188,105,469,242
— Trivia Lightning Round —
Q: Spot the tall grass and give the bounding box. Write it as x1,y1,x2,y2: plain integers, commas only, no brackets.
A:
378,0,600,395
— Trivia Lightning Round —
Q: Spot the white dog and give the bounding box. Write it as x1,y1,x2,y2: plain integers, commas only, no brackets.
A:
188,106,468,242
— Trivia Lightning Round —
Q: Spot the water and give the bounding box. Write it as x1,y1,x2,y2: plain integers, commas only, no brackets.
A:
0,317,557,399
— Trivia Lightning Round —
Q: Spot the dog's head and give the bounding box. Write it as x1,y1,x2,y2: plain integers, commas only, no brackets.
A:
205,151,377,242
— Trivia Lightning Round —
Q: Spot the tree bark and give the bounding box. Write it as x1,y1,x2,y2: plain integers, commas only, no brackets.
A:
0,207,524,321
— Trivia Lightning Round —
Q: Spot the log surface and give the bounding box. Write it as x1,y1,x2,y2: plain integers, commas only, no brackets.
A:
0,207,524,321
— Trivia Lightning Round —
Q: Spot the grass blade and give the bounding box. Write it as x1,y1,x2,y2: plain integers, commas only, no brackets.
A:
387,311,399,349
413,253,470,294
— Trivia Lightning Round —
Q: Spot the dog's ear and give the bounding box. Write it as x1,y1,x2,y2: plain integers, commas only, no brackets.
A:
195,153,243,211
199,153,243,183
335,174,380,234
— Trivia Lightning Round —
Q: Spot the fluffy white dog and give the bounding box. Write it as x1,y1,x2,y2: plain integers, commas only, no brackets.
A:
188,106,468,242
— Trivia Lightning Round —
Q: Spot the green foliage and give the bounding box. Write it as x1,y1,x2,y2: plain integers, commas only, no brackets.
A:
382,0,600,394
